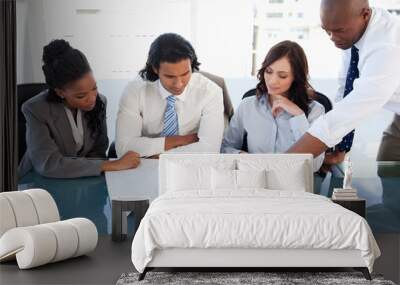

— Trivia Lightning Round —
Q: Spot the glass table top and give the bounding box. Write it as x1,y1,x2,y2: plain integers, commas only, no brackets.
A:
18,172,112,235
18,161,400,234
328,161,400,233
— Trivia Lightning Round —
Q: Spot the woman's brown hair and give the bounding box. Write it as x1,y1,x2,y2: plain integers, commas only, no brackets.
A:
256,40,314,116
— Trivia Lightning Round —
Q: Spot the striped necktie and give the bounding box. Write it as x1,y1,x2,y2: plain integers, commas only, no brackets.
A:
335,46,359,152
161,95,179,136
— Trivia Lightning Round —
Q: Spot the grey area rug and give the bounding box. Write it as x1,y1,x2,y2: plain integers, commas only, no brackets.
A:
116,272,396,285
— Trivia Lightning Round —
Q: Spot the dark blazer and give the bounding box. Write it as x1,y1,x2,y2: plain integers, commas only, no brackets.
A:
18,91,109,178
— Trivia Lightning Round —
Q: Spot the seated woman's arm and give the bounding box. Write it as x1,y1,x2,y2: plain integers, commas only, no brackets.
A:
221,103,245,153
288,101,325,171
23,103,105,178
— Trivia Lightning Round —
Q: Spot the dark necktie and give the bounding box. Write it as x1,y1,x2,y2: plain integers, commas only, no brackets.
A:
335,46,359,152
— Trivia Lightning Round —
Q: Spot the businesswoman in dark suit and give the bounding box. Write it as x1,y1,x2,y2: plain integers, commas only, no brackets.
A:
19,39,140,178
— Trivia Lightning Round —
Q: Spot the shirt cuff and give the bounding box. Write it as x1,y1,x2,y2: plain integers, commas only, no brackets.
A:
92,159,105,176
289,114,309,140
145,137,166,157
307,116,340,148
222,147,242,154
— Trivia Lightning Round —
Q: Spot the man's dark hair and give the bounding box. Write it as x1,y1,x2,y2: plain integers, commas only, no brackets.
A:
139,33,200,81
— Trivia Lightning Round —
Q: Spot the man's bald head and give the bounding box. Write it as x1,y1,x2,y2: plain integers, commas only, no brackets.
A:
321,0,371,49
321,0,369,16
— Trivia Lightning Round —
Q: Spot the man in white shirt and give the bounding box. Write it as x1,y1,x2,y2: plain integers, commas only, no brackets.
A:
289,0,400,161
116,33,224,158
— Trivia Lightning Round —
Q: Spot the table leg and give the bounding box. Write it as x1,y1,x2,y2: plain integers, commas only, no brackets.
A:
128,200,149,236
112,200,125,242
112,199,149,241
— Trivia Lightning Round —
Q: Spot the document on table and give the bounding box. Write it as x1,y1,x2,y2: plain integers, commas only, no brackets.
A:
105,159,159,201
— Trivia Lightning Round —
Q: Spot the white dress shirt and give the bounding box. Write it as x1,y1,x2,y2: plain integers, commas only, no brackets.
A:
308,8,400,147
64,107,84,152
116,72,224,157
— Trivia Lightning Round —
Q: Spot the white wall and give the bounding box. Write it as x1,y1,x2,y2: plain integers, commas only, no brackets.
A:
191,0,253,77
16,0,253,83
16,0,47,84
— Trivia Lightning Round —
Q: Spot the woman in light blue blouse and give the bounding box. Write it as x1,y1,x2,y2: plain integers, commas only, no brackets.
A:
221,40,324,171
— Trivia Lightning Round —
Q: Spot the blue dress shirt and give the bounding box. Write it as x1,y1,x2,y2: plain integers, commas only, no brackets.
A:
221,94,325,171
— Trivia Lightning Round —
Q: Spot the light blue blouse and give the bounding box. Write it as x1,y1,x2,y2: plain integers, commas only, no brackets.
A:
221,94,325,171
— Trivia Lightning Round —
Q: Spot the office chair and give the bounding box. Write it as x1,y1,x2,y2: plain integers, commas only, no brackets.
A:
17,83,49,163
108,142,117,159
199,71,234,121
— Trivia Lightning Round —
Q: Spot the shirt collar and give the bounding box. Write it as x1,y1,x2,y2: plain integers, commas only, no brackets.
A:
354,7,375,51
258,94,272,111
158,80,187,102
258,94,267,106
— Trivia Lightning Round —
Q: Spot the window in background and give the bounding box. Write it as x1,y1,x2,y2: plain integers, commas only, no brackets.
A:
252,0,400,79
252,0,339,78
